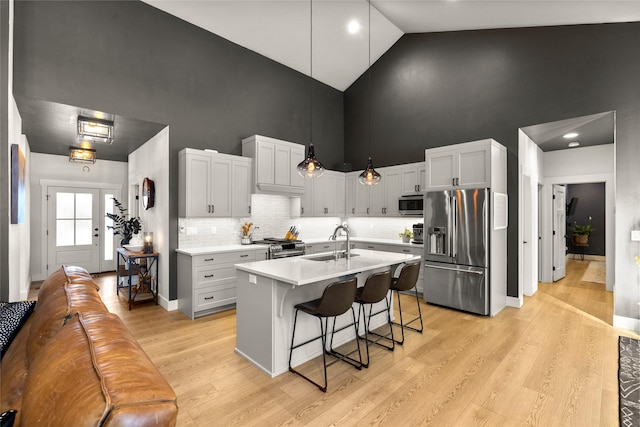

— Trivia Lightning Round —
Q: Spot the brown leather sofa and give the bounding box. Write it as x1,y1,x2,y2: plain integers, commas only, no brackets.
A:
1,266,178,426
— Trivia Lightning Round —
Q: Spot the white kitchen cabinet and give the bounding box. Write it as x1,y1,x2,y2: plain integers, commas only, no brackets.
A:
355,166,401,217
298,171,345,217
179,149,235,217
242,135,305,195
400,162,426,195
345,173,357,216
425,139,505,191
179,149,252,218
178,248,265,319
231,157,252,217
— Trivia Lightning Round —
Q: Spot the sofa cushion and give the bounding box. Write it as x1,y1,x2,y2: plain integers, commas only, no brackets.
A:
0,301,36,358
20,312,177,426
26,266,108,364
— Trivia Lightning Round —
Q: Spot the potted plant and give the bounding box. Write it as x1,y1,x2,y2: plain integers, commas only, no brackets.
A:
106,198,142,246
399,228,413,243
571,223,592,244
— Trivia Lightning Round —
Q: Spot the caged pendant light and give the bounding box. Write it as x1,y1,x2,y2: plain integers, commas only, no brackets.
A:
358,0,381,186
297,0,326,178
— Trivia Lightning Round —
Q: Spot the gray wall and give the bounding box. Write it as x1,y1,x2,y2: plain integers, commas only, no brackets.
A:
344,23,640,308
566,183,605,256
12,0,344,300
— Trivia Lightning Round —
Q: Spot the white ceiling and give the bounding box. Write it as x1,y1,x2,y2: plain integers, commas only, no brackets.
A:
142,0,640,91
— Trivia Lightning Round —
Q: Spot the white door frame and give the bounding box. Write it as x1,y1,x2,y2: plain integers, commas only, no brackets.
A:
40,180,123,278
541,174,615,291
552,185,567,282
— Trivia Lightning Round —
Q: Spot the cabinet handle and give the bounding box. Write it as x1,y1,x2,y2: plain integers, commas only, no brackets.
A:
367,245,374,249
204,274,214,278
204,258,214,262
403,249,410,253
367,207,370,214
324,208,328,214
452,178,456,186
352,208,355,214
212,205,215,213
204,296,214,300
323,245,330,249
415,184,418,192
301,207,304,214
240,254,249,258
248,205,251,214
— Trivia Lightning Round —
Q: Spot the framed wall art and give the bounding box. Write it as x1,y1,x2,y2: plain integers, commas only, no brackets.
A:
11,144,25,224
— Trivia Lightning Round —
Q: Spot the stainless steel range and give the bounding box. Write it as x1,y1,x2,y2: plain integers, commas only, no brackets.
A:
253,238,306,259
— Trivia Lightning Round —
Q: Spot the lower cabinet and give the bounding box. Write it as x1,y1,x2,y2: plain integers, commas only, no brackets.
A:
178,248,267,319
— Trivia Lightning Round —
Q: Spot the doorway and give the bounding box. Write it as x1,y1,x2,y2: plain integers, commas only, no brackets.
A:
46,186,121,275
552,184,567,281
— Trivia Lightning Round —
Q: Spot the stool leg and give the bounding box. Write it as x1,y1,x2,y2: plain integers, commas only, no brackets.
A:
288,310,329,392
327,310,364,370
359,299,395,358
391,288,424,345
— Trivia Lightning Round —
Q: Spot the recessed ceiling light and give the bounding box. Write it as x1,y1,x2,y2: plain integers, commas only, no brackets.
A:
568,141,580,148
563,132,579,139
347,19,361,34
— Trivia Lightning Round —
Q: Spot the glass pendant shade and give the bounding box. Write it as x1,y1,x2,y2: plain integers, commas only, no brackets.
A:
297,143,325,178
358,157,381,186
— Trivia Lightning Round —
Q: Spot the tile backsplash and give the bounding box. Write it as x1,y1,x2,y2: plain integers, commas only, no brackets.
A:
178,194,423,249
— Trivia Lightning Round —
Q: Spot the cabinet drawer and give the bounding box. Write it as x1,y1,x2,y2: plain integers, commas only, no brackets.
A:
195,266,236,288
193,251,255,267
195,283,236,311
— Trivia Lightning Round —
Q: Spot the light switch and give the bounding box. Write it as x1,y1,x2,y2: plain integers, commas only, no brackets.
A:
631,230,640,241
249,274,257,284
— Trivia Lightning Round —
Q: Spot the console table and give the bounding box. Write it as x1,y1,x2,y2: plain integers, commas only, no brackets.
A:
116,248,159,310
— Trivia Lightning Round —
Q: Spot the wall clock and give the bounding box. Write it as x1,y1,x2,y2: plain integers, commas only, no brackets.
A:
142,177,155,210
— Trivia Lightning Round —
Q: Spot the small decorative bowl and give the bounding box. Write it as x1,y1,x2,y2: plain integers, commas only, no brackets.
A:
123,244,144,252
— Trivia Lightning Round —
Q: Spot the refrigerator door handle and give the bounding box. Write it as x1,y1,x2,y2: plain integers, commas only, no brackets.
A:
424,264,484,275
452,196,458,258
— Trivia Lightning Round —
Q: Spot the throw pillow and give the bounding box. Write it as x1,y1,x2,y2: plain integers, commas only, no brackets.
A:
0,300,36,358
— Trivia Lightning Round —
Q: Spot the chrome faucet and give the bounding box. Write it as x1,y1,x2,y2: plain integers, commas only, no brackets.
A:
329,224,351,259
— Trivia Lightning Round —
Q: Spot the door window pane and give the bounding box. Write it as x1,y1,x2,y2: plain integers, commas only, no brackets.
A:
56,220,75,246
104,194,114,261
76,220,93,245
76,193,92,219
57,193,74,219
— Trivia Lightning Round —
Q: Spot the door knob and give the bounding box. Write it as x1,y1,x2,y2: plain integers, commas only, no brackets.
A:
94,234,99,237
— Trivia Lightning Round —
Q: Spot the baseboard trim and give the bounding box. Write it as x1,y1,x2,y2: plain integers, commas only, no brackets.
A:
506,296,523,308
614,315,640,333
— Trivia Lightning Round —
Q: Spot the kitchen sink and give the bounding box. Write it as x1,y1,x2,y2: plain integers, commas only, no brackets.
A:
306,252,359,261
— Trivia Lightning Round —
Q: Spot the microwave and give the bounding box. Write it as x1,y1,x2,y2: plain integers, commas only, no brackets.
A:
398,195,423,216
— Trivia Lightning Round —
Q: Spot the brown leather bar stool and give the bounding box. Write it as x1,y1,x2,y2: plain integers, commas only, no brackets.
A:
355,270,394,368
288,277,362,392
389,262,423,344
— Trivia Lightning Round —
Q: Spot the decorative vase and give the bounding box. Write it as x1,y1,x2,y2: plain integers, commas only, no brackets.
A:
241,236,252,245
120,237,131,247
402,236,410,243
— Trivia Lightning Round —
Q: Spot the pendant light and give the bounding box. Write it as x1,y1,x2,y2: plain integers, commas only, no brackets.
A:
297,0,325,178
358,0,381,186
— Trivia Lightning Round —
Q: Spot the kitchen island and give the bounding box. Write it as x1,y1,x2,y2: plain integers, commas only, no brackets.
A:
234,249,421,377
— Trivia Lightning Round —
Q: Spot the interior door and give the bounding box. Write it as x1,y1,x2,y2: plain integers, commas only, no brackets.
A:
47,187,100,274
552,185,566,281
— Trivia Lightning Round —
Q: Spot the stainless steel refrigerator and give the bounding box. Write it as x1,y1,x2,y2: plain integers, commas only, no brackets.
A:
423,188,490,315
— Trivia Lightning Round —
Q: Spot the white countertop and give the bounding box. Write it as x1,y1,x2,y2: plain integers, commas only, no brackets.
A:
234,249,421,286
305,236,423,248
175,244,269,256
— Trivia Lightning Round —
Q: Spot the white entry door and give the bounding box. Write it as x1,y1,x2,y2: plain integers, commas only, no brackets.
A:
552,185,567,281
47,187,100,274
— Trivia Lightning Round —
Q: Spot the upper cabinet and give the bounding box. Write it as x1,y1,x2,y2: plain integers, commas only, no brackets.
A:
179,149,251,218
400,162,426,195
242,135,305,196
299,170,346,217
425,139,506,192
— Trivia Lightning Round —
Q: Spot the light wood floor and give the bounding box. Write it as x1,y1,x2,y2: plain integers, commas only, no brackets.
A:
40,259,638,426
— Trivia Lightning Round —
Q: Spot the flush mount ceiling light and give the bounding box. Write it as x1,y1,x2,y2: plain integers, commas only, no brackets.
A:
358,0,381,186
563,132,579,139
69,146,97,164
297,0,326,178
568,141,581,148
77,116,114,145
